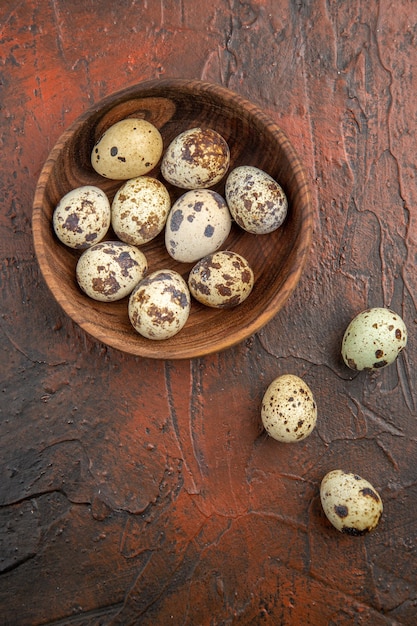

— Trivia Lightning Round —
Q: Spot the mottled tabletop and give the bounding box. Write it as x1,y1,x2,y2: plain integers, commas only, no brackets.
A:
1,1,417,624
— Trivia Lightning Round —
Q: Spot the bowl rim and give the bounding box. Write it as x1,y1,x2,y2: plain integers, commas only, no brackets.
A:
32,78,314,359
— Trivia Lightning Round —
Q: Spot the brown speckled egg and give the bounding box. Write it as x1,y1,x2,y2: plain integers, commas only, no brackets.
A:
320,470,383,535
111,176,171,246
261,374,317,442
53,185,111,249
341,307,407,370
225,165,288,234
76,241,148,302
91,118,163,180
161,127,230,189
128,269,191,340
188,251,254,308
165,189,232,263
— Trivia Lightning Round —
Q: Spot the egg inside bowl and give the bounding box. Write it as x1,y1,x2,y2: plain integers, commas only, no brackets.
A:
32,78,313,359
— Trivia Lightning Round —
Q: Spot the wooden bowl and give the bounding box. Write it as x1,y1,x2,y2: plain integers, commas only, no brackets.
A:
32,79,313,359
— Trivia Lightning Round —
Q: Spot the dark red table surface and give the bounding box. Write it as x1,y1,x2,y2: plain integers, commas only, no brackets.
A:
1,1,417,624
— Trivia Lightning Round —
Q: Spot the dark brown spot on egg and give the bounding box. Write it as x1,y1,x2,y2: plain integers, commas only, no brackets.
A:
360,487,379,502
373,360,388,368
375,349,384,358
63,213,82,233
396,328,402,339
163,283,189,308
147,303,175,325
342,526,369,536
241,269,252,284
85,233,98,243
92,275,120,295
115,251,138,277
190,280,210,296
334,505,349,518
217,295,241,308
170,209,184,231
216,284,232,297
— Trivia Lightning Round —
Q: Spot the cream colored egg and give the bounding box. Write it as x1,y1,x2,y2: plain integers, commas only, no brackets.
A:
161,127,230,189
53,185,111,249
341,307,407,370
128,269,191,340
320,470,383,535
76,241,148,302
188,250,254,308
91,118,163,180
261,374,317,442
225,165,288,234
111,176,171,246
165,189,232,263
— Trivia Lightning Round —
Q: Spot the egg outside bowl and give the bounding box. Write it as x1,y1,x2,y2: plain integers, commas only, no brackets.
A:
32,79,313,359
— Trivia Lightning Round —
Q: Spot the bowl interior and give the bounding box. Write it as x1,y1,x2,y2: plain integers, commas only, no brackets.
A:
32,79,313,359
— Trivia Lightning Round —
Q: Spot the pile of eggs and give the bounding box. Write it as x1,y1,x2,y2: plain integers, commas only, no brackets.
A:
52,120,288,340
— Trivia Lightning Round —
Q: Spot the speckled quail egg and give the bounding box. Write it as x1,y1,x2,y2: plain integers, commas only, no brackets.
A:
261,374,317,442
188,250,254,308
76,241,148,302
91,118,163,180
165,189,232,263
225,165,288,234
128,269,191,340
161,127,230,189
53,185,111,249
320,470,383,535
341,307,407,371
111,176,171,246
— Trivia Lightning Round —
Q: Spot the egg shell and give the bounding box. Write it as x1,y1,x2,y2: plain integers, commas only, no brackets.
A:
128,269,191,340
261,374,317,442
53,185,111,249
111,176,171,246
165,189,232,263
91,118,163,180
225,165,288,234
76,241,148,302
161,127,230,189
188,250,254,308
320,470,383,535
341,307,407,371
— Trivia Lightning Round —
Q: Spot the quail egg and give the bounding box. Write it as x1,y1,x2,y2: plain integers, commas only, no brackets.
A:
91,118,163,180
261,374,317,442
53,185,111,249
128,269,191,340
225,165,288,234
76,241,148,302
161,127,230,189
188,250,254,308
320,470,383,535
341,307,407,371
165,189,232,263
111,176,171,246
